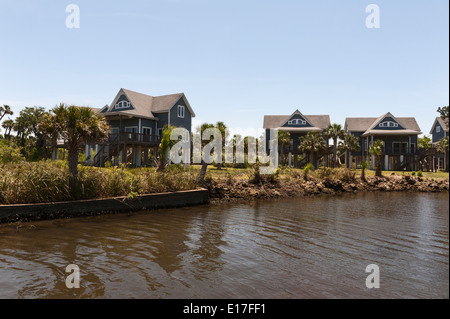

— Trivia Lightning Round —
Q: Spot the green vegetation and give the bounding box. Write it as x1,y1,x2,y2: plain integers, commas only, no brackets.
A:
298,132,327,169
324,123,345,168
0,139,24,164
418,135,432,149
39,104,109,176
360,160,368,181
0,160,447,205
338,133,360,169
156,125,176,171
0,161,198,205
369,140,384,177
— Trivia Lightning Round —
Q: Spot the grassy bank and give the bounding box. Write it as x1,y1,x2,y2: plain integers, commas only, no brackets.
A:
196,165,449,182
0,161,448,205
0,161,198,205
195,165,449,203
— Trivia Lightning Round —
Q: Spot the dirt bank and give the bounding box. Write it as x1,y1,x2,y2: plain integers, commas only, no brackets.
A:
205,175,449,203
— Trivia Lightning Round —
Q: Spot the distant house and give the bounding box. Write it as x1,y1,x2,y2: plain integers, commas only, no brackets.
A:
89,88,195,167
263,109,331,167
430,117,449,144
429,116,449,170
344,112,422,171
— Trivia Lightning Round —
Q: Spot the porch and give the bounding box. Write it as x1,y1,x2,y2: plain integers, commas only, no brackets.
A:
88,132,162,167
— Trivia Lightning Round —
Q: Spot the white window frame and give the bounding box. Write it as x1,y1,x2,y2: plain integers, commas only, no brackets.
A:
115,101,130,109
177,105,185,118
379,121,398,128
142,126,152,135
436,126,441,133
288,119,306,125
110,127,119,134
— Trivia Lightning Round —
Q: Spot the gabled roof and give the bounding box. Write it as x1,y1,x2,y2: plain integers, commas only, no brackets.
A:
430,117,449,134
366,112,406,131
104,88,195,119
263,110,330,130
345,112,421,136
279,109,315,127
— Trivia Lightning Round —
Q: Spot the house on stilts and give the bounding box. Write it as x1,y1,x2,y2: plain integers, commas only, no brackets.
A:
85,88,195,167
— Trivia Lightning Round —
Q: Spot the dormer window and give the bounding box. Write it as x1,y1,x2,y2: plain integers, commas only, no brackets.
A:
288,119,306,125
177,105,185,118
115,101,130,109
379,121,398,128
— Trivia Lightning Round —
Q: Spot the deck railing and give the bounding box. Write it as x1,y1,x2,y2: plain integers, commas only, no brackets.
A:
109,132,162,145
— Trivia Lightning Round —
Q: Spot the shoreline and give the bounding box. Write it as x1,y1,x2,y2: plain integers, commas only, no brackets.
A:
205,175,449,204
0,175,448,225
0,188,209,224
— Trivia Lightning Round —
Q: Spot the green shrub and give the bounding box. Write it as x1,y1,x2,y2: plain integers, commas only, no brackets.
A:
0,140,25,164
303,163,314,181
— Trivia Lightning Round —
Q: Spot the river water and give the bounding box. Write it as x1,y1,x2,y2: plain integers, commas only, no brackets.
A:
0,192,448,299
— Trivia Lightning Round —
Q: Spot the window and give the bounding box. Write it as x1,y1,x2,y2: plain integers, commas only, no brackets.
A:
115,101,130,109
392,142,407,154
142,127,152,135
436,126,441,133
288,119,306,125
158,128,163,136
124,127,137,133
177,105,185,118
379,121,398,128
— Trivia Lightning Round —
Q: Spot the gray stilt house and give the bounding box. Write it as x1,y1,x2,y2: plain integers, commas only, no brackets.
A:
430,116,449,171
87,88,195,167
263,109,331,168
344,112,422,171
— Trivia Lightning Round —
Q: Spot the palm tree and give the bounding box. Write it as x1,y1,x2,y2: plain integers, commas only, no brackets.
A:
277,130,291,166
38,104,109,176
156,125,176,171
437,106,449,128
0,105,13,123
196,122,216,183
360,160,368,182
298,132,327,169
324,123,345,168
436,137,449,171
338,133,361,169
1,119,14,139
369,139,384,177
39,104,66,160
215,121,227,169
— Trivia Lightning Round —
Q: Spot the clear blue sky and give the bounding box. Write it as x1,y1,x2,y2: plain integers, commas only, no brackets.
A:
0,0,448,136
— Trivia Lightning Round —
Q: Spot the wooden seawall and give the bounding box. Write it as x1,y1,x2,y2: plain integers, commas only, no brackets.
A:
0,188,210,223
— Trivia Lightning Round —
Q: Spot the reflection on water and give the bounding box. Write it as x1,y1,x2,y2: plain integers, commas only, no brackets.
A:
0,192,448,299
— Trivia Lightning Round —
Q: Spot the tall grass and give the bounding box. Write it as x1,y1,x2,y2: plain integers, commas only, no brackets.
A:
0,161,198,205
